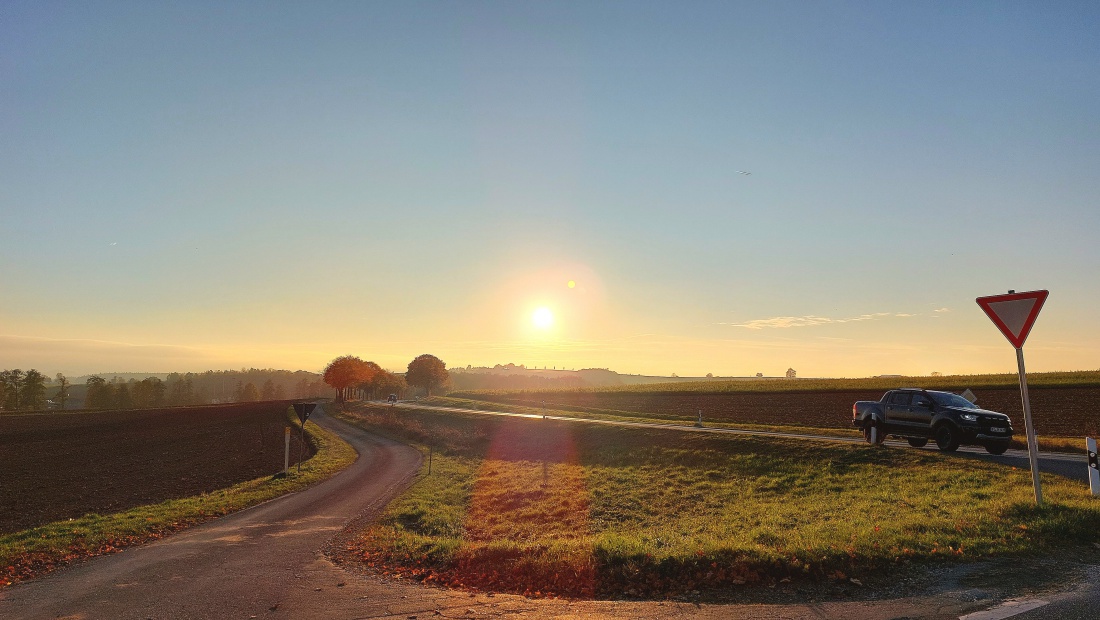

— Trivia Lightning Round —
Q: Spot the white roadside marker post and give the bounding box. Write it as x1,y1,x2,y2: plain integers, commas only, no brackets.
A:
284,427,290,476
870,420,878,446
1087,437,1099,497
976,289,1048,506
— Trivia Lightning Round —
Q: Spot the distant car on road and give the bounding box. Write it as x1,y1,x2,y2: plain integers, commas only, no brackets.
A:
387,394,397,404
853,388,1014,454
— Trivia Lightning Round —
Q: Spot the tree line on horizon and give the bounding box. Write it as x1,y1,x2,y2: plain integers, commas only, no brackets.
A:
322,353,450,402
0,368,329,411
0,369,52,411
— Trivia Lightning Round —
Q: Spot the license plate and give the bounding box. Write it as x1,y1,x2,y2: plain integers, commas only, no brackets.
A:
990,426,1006,433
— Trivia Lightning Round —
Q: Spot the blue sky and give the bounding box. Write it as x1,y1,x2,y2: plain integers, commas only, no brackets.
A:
2,1,1098,377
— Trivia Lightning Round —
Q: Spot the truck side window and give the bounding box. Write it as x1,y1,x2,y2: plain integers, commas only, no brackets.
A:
888,392,912,406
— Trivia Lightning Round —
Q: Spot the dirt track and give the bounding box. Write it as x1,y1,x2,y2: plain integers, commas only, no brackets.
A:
0,402,312,534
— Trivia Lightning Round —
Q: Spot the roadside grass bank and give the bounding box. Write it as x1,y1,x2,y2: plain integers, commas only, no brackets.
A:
0,406,355,588
421,396,1086,455
341,403,1100,600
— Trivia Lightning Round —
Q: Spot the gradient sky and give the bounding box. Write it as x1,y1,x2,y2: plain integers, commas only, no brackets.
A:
3,1,1098,378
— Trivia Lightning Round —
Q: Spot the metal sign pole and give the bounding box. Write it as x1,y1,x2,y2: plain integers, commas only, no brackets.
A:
298,421,305,473
284,427,290,475
1015,347,1042,505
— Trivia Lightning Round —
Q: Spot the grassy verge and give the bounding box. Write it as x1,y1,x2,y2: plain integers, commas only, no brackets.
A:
0,406,356,588
341,403,1100,599
422,396,1087,455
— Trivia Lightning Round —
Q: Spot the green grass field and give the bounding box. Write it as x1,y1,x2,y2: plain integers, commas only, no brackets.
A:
341,403,1100,599
0,407,355,588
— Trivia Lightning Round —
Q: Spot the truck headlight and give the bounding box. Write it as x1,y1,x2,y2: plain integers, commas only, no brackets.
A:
960,413,978,422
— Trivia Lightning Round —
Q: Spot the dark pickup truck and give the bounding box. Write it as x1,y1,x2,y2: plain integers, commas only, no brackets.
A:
852,388,1014,454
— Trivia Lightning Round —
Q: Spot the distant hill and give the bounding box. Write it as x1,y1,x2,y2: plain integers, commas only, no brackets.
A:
448,364,772,391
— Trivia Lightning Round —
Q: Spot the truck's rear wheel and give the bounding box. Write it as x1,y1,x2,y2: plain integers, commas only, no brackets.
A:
934,424,960,452
906,437,929,448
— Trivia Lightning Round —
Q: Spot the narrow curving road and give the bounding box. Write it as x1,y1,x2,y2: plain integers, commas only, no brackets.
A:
0,406,423,620
395,402,1091,482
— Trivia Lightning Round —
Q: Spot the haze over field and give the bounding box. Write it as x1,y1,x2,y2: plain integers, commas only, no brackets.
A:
3,2,1099,378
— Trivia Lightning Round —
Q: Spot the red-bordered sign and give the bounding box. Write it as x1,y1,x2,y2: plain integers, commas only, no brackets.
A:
975,290,1048,349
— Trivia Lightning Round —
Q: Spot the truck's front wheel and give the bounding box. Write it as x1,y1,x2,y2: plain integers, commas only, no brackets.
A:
907,437,929,448
934,424,960,452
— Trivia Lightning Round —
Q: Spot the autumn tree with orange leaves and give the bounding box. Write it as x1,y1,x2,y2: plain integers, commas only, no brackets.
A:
406,354,449,396
323,355,378,403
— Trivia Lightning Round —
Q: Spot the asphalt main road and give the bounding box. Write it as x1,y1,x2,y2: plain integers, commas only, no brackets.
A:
394,402,1093,482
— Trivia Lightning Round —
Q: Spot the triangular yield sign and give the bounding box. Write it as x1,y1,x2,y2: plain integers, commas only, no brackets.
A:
976,290,1048,349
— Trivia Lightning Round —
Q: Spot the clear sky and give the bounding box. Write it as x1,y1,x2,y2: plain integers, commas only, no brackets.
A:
2,1,1098,378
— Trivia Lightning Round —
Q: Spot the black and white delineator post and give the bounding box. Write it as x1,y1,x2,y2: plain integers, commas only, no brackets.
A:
1087,437,1099,497
292,403,317,473
976,289,1048,505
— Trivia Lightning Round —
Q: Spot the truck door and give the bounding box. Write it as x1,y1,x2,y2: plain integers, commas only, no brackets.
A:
884,391,912,430
909,392,935,430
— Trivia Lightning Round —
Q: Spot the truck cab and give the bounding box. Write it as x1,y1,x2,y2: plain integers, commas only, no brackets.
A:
853,388,1014,454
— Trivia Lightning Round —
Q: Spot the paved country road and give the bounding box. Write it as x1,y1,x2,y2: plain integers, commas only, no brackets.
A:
395,402,1092,482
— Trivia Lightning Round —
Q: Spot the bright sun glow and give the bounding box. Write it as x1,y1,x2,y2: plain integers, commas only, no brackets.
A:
532,307,554,330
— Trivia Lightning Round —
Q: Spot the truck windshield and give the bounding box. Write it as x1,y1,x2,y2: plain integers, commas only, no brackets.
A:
929,392,978,409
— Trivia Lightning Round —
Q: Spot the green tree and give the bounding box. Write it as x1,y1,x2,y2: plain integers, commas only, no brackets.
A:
405,354,449,396
85,376,114,409
169,378,194,405
55,373,70,410
21,370,47,410
132,377,166,408
373,371,407,399
241,382,261,402
2,369,24,410
261,379,277,400
115,381,133,409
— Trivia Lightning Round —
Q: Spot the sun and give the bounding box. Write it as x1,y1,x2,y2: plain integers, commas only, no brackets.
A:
532,307,554,330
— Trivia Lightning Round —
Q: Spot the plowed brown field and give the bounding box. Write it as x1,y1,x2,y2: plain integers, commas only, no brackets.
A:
470,387,1100,438
0,402,313,535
